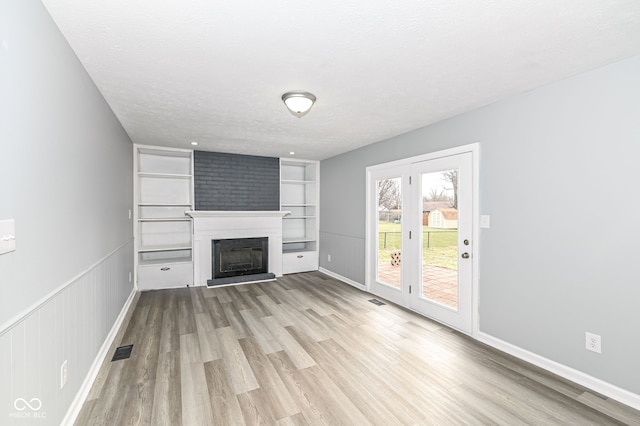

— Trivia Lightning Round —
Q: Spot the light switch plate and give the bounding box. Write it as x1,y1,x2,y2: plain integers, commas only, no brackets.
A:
0,219,16,255
480,215,490,229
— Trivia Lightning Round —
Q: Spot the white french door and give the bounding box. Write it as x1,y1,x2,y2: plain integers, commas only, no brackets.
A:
368,168,409,306
367,146,477,334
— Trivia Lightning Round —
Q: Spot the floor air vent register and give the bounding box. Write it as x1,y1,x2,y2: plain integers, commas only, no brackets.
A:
111,344,133,362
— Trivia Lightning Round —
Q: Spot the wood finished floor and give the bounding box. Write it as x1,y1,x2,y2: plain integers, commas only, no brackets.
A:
76,272,640,425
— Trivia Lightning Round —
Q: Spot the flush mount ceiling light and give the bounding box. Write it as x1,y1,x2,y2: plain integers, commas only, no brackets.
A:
282,91,316,118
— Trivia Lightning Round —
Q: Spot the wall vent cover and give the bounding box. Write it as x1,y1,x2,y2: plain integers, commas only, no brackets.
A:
111,344,133,361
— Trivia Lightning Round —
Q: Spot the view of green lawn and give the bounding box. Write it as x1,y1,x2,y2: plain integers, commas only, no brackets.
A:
378,222,458,270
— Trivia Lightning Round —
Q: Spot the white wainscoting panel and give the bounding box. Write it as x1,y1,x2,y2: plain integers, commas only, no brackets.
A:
0,239,134,425
319,231,366,285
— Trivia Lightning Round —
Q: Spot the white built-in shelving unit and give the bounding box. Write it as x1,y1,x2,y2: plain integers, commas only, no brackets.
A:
134,145,194,290
280,159,319,274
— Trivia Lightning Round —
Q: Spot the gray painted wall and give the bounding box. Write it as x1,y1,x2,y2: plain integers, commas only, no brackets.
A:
1,1,134,421
320,54,640,395
0,0,133,326
194,151,280,211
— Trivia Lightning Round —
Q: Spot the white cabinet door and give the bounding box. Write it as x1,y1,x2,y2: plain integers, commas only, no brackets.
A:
282,251,318,274
137,262,193,290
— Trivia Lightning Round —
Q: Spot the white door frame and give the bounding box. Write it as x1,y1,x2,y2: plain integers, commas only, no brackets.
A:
365,143,480,337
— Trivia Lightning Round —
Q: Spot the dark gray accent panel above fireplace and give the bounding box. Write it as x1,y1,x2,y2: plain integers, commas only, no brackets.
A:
194,151,280,211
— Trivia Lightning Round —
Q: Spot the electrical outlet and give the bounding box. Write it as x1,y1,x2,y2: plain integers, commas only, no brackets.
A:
327,254,331,262
60,360,68,389
585,332,601,354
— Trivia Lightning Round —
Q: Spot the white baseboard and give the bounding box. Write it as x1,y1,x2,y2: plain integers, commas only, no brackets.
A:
61,289,140,425
318,267,366,290
478,332,640,411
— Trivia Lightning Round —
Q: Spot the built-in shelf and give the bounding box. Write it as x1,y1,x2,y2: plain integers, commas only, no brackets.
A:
138,244,193,252
137,172,192,179
283,246,317,254
138,203,192,206
135,145,194,290
138,218,191,222
283,237,316,243
185,210,290,218
138,256,192,266
280,159,319,274
281,179,316,184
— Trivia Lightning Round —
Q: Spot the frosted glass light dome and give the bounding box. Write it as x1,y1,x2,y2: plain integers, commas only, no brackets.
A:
282,91,316,118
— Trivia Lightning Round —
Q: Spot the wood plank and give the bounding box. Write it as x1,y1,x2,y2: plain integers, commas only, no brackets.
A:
317,338,426,424
120,304,150,345
179,333,202,363
239,290,270,317
216,326,260,394
180,362,215,425
286,287,336,317
228,286,253,311
261,316,316,370
177,299,196,335
150,350,182,426
286,326,401,425
239,310,283,354
158,306,179,353
114,379,156,425
257,294,296,327
190,287,207,314
195,313,222,362
276,412,310,426
204,295,231,329
204,359,246,425
221,301,252,339
268,351,371,425
240,336,300,419
213,286,233,303
126,328,161,386
237,389,278,424
180,334,214,425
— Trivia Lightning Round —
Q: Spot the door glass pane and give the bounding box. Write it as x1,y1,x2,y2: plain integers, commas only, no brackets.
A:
376,177,402,288
421,170,458,310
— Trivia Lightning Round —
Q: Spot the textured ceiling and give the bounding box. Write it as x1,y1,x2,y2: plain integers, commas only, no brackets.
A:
42,0,640,160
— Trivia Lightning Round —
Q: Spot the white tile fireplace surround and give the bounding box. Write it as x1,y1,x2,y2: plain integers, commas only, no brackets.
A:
186,210,290,286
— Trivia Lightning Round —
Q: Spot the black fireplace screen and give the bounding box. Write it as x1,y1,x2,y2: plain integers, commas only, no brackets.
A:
212,237,268,279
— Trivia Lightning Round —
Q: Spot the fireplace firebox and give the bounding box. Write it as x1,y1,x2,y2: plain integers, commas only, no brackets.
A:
208,237,275,286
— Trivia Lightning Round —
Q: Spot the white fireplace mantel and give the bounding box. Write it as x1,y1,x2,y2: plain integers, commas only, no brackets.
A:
186,210,290,286
186,210,291,219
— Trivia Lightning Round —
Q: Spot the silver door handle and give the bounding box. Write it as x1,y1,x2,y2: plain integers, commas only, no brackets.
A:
461,253,470,259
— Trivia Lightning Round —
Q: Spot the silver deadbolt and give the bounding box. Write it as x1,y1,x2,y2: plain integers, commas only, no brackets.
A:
463,239,469,246
461,252,470,259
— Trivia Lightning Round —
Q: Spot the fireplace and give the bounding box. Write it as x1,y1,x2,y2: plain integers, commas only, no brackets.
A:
208,237,275,286
186,210,289,286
